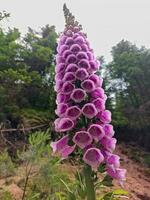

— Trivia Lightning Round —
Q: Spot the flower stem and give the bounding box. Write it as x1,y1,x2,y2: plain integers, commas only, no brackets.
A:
83,165,96,200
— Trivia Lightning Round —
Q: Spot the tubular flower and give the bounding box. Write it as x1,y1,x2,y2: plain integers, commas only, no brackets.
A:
51,16,126,184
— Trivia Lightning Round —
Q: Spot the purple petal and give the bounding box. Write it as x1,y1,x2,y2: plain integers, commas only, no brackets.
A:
54,80,63,92
107,154,120,168
70,44,81,53
107,165,126,181
61,144,76,159
83,148,104,171
66,63,78,73
65,37,74,46
78,59,90,70
58,45,69,54
89,74,103,87
56,93,70,104
92,98,105,112
76,51,88,60
88,124,105,142
81,79,95,92
75,68,89,81
66,54,77,64
63,72,76,82
66,106,81,120
74,36,85,44
101,137,117,152
103,124,115,137
51,135,68,154
62,50,72,59
71,88,86,103
56,118,74,132
91,87,105,99
73,131,93,149
97,110,111,123
62,82,75,94
55,72,64,81
55,103,68,117
82,103,98,119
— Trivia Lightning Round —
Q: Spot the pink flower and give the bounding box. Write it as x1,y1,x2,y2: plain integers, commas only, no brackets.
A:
97,110,111,123
89,74,103,87
54,80,63,92
75,68,89,81
70,44,81,53
92,98,105,112
62,82,75,94
65,37,74,45
77,51,88,60
81,79,95,92
83,148,104,171
55,118,74,132
55,103,68,117
66,54,77,64
107,165,126,182
56,93,70,104
91,87,105,99
82,103,98,119
62,50,72,59
78,59,90,70
74,36,85,44
103,124,115,137
73,131,93,149
107,154,120,168
56,63,65,73
66,106,81,120
58,44,69,54
71,88,86,103
88,124,105,142
101,137,117,152
63,72,76,82
66,63,78,73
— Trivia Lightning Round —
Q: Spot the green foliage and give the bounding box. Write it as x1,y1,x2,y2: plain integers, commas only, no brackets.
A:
0,191,13,200
0,150,15,178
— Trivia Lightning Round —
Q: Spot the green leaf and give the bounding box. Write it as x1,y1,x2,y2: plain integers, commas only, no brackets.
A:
101,175,113,187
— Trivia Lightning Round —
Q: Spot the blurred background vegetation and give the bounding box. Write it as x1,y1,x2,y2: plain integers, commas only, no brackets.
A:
0,11,150,151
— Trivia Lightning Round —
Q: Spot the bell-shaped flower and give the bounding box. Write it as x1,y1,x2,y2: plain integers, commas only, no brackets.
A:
88,124,105,142
56,93,70,104
78,59,90,70
71,88,86,103
54,80,63,92
103,124,115,137
63,72,76,82
92,98,105,112
56,63,65,73
55,103,68,117
56,55,65,64
66,63,78,73
58,44,69,54
107,165,126,183
66,106,81,120
101,137,117,152
81,44,89,52
65,37,74,46
73,131,93,149
83,148,104,171
74,36,85,44
89,74,103,87
91,87,105,99
81,79,95,92
66,54,77,64
62,81,75,94
77,51,88,60
75,68,89,81
62,49,72,59
82,103,98,119
55,117,74,132
51,135,75,159
89,60,99,72
55,72,64,81
107,154,120,168
70,44,81,53
97,110,111,123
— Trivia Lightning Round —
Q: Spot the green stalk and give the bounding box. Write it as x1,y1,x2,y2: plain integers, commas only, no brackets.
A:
83,165,96,200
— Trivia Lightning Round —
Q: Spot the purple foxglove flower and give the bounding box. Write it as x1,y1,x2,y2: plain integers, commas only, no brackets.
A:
81,79,95,92
91,87,105,99
107,165,126,182
59,35,67,45
60,144,76,159
78,59,90,70
89,74,103,87
74,36,85,44
97,110,111,123
101,137,117,152
88,124,105,142
54,80,63,92
55,72,64,81
82,103,98,119
56,55,65,64
103,124,115,137
87,51,94,60
107,154,120,168
65,37,74,45
66,63,78,73
55,103,68,117
81,44,89,52
71,88,86,102
62,81,75,94
66,54,77,64
76,51,88,60
56,93,70,104
56,63,65,73
55,117,74,132
65,30,73,37
62,49,72,59
66,106,81,120
63,72,76,82
70,44,81,53
58,44,69,54
75,68,89,81
73,131,93,149
92,98,105,112
51,135,69,154
83,148,104,171
89,60,99,72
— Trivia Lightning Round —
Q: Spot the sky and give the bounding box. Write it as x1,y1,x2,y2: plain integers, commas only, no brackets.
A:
1,0,150,62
